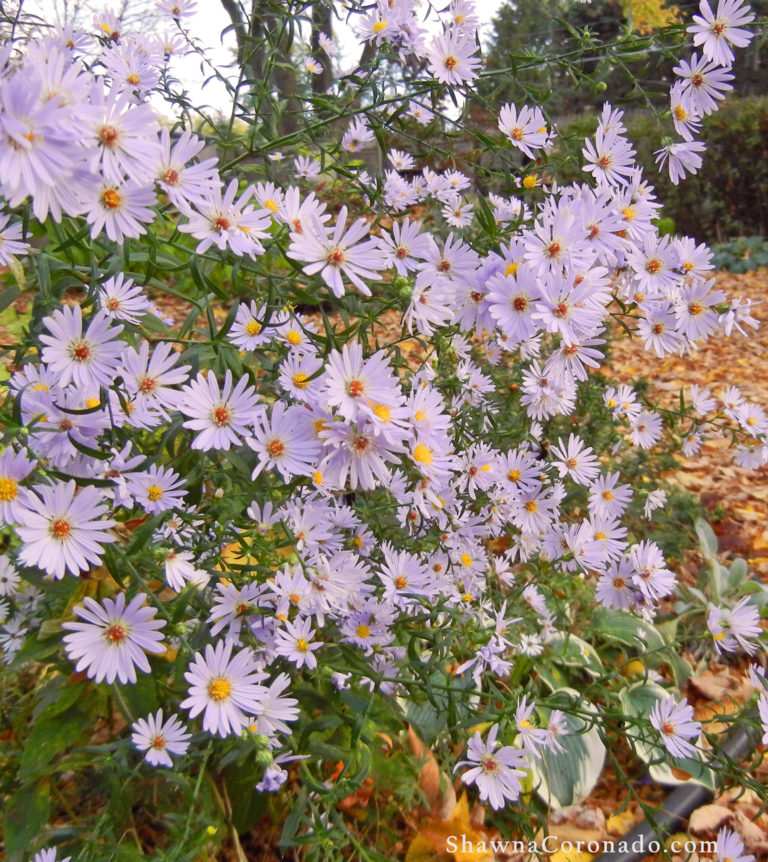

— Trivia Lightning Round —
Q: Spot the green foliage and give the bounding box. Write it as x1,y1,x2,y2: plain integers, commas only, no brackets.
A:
556,96,768,241
712,236,768,272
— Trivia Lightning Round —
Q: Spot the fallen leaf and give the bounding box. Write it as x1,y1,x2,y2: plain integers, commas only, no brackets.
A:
688,803,731,835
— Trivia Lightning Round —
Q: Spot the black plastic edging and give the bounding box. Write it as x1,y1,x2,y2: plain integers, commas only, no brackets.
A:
593,717,757,862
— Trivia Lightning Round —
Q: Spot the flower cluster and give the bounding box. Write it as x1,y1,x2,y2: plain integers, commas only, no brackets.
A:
0,1,766,858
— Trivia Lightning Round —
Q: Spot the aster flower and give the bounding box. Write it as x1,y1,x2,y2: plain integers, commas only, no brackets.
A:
287,205,386,298
582,128,637,186
99,273,150,324
0,213,30,265
33,850,71,862
644,489,667,518
407,100,434,124
15,481,116,579
629,540,675,602
294,155,321,179
179,179,271,257
628,411,664,449
0,448,36,524
675,279,727,340
454,724,528,810
39,305,125,390
0,76,78,221
156,0,198,20
247,403,321,482
485,267,541,345
637,301,684,358
81,177,157,242
595,557,640,610
254,672,300,738
126,465,186,514
688,0,755,68
155,127,218,211
550,434,600,485
181,640,268,737
0,555,21,596
273,617,322,669
673,54,734,116
208,581,266,640
102,42,160,96
708,596,762,655
277,352,324,402
85,82,160,184
649,696,701,759
655,141,706,185
322,341,401,423
588,473,633,521
498,103,549,159
228,301,282,350
341,117,375,153
376,219,432,275
122,340,191,414
131,709,191,767
62,592,166,684
716,827,755,862
179,370,261,450
162,550,208,592
426,29,481,87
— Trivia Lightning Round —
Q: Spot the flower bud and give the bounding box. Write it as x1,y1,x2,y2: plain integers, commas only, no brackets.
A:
255,748,274,768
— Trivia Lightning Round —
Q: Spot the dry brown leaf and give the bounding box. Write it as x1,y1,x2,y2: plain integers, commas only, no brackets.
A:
688,803,732,835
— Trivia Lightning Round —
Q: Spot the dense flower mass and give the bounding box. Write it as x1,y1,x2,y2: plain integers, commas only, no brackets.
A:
0,0,766,859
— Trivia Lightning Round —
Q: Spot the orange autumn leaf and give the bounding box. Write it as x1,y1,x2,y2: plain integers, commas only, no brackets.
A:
406,792,495,862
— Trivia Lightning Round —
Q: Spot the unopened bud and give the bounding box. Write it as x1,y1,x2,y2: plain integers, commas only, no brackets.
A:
254,748,274,768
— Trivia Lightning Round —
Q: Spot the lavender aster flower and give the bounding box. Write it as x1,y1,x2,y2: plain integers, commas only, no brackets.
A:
131,709,192,767
39,305,125,390
62,592,166,684
179,370,261,450
181,640,268,737
287,205,385,298
15,481,116,579
0,448,36,525
454,724,528,810
649,696,701,759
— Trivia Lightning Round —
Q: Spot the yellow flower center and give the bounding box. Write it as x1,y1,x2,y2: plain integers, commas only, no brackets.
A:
296,638,309,652
264,199,279,212
285,330,302,346
147,485,164,502
372,403,391,422
245,320,261,336
522,175,537,189
413,443,433,464
293,373,308,388
373,20,387,33
505,261,519,276
356,624,371,638
208,677,231,701
0,478,18,501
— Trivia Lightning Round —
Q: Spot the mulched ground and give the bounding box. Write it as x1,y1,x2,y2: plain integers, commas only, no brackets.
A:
605,269,768,578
